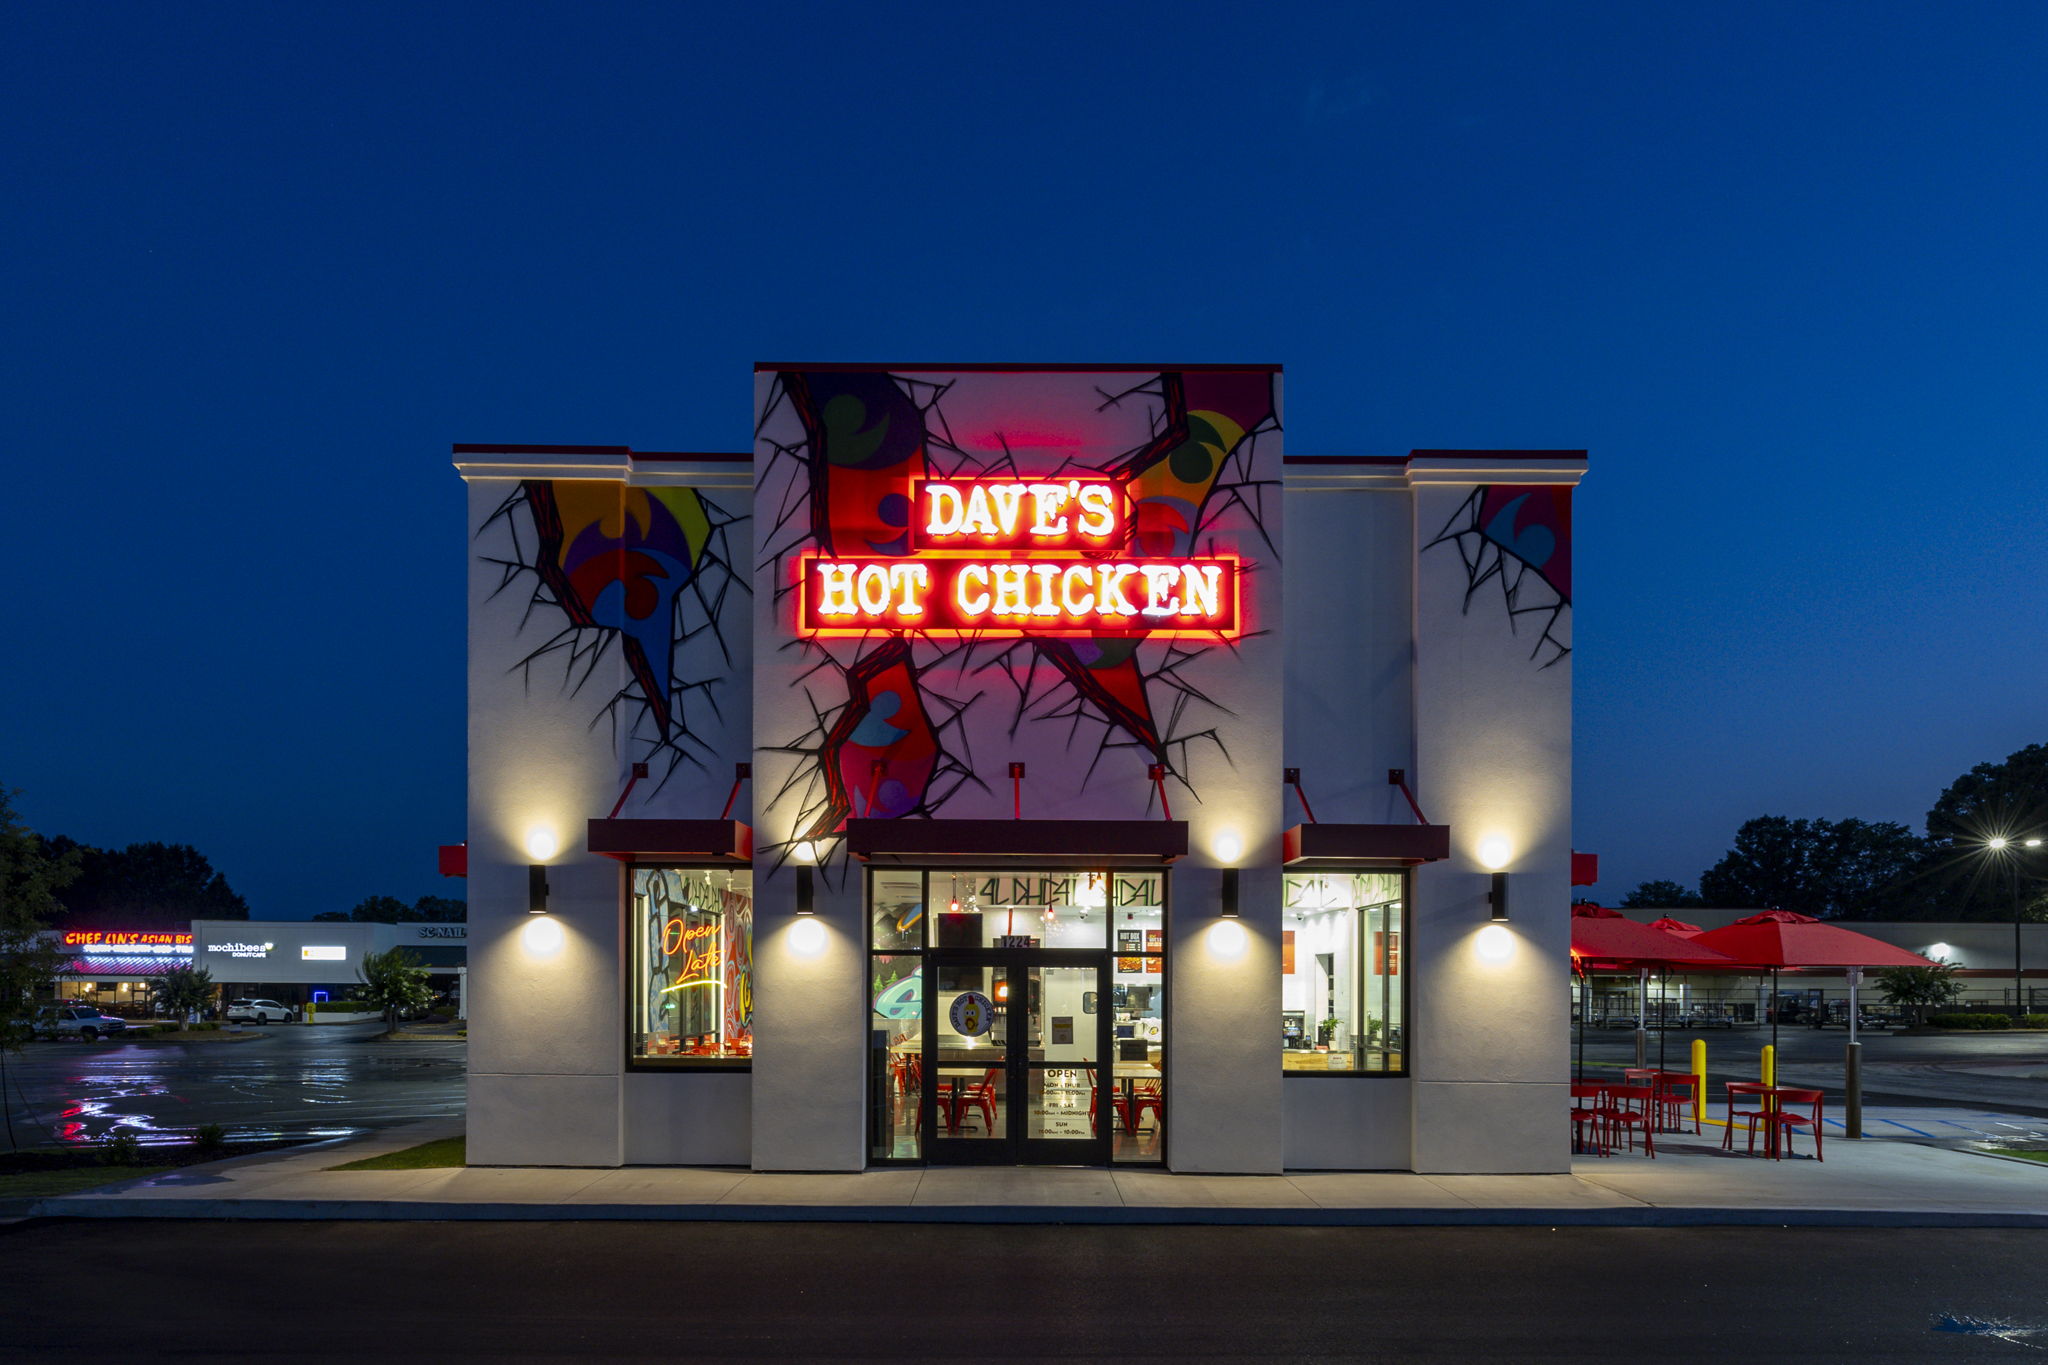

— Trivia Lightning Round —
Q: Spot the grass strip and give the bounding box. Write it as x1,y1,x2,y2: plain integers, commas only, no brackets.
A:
331,1136,466,1171
0,1165,161,1199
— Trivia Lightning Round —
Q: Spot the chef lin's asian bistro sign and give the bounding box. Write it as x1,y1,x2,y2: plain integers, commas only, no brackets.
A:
799,477,1240,638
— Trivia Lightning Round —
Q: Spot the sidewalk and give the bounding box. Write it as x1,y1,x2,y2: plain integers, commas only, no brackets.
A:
28,1119,2048,1227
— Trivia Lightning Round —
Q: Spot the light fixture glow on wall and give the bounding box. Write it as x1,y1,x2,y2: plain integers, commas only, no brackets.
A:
1476,836,1513,871
524,826,560,862
1212,830,1244,864
792,839,817,863
789,917,826,956
1476,923,1513,962
522,914,564,955
1208,918,1247,957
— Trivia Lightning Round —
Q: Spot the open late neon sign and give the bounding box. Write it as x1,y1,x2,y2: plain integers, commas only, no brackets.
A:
800,476,1240,638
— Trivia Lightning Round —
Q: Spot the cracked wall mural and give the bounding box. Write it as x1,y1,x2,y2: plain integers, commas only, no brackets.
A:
1422,483,1572,668
479,479,750,794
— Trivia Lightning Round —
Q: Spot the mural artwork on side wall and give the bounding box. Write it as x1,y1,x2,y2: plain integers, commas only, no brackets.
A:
756,369,1280,861
479,480,750,786
1422,484,1572,668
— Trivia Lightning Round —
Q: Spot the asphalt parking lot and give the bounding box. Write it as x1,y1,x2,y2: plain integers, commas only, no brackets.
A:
0,1021,464,1147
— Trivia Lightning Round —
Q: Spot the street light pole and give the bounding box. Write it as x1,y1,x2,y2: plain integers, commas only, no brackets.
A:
1992,835,2045,1017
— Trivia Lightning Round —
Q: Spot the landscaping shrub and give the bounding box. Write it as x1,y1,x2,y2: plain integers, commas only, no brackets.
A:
2024,1015,2048,1030
1930,1012,2013,1029
194,1123,227,1155
100,1133,142,1165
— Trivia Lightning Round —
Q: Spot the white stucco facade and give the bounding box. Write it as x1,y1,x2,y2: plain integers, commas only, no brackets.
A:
457,367,1585,1175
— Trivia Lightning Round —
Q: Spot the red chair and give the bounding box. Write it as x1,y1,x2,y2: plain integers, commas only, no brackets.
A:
1598,1084,1657,1157
1763,1087,1825,1161
955,1068,999,1134
1721,1082,1773,1154
1570,1084,1610,1154
1086,1067,1134,1135
1652,1072,1701,1134
1128,1079,1163,1133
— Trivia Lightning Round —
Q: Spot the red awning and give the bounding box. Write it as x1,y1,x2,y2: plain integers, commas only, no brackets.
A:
1690,911,1937,969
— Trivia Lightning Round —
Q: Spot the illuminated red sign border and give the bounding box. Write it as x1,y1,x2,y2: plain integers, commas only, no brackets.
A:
798,474,1242,640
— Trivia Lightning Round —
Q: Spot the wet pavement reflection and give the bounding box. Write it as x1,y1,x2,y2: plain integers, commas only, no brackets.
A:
0,1022,464,1147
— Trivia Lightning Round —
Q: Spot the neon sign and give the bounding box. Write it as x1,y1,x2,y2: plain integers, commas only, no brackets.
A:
62,931,193,957
799,476,1240,638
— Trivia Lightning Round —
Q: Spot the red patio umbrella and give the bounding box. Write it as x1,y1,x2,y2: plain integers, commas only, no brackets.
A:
1646,916,1704,937
1570,907,1740,1078
1691,911,1935,1047
1571,905,1741,966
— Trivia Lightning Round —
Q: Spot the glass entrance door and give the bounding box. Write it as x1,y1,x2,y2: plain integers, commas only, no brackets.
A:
924,950,1110,1165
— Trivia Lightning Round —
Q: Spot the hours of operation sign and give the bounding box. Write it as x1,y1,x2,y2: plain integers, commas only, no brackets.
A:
949,991,994,1037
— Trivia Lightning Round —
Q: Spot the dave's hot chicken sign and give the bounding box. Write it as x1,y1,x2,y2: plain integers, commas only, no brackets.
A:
799,477,1239,638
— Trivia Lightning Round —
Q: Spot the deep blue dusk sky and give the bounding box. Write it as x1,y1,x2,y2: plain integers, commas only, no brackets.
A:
5,3,2044,919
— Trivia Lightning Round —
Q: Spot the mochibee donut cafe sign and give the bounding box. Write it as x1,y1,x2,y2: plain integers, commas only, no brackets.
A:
798,477,1240,638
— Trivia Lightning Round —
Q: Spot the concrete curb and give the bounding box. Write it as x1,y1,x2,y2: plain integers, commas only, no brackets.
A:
28,1197,2048,1229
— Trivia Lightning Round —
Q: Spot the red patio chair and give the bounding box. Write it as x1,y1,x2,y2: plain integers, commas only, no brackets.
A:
1598,1084,1657,1158
1652,1071,1701,1134
1570,1084,1610,1155
1763,1087,1825,1161
1721,1082,1773,1155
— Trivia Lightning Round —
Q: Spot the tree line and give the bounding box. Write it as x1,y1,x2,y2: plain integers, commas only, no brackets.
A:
8,801,463,930
1620,743,2048,921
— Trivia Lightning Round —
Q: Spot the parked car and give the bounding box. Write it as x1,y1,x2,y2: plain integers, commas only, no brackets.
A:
33,1005,129,1041
225,998,297,1024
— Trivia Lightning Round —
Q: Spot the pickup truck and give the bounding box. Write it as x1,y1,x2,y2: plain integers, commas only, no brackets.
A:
34,1006,129,1041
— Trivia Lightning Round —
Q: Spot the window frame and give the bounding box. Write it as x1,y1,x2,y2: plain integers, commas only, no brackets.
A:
1279,864,1410,1079
623,861,755,1073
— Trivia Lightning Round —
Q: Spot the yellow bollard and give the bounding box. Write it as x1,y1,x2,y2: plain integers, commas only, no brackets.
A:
1761,1043,1775,1089
1692,1038,1708,1124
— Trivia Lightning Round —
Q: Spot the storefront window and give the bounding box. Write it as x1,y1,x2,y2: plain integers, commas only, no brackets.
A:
630,867,753,1065
1281,871,1405,1074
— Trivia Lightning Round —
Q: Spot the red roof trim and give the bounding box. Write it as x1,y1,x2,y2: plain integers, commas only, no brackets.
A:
1408,449,1588,459
753,362,1283,374
452,443,631,455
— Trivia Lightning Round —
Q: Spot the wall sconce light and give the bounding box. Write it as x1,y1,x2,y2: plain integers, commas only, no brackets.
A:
1207,918,1247,957
527,865,550,915
796,866,815,915
789,917,826,956
522,914,564,955
1488,871,1509,922
1220,867,1240,918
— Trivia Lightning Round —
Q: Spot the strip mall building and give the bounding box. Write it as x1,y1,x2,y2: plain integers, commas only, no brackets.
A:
459,365,1585,1173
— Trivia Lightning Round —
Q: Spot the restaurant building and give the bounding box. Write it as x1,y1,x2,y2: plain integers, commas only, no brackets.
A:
458,365,1585,1174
